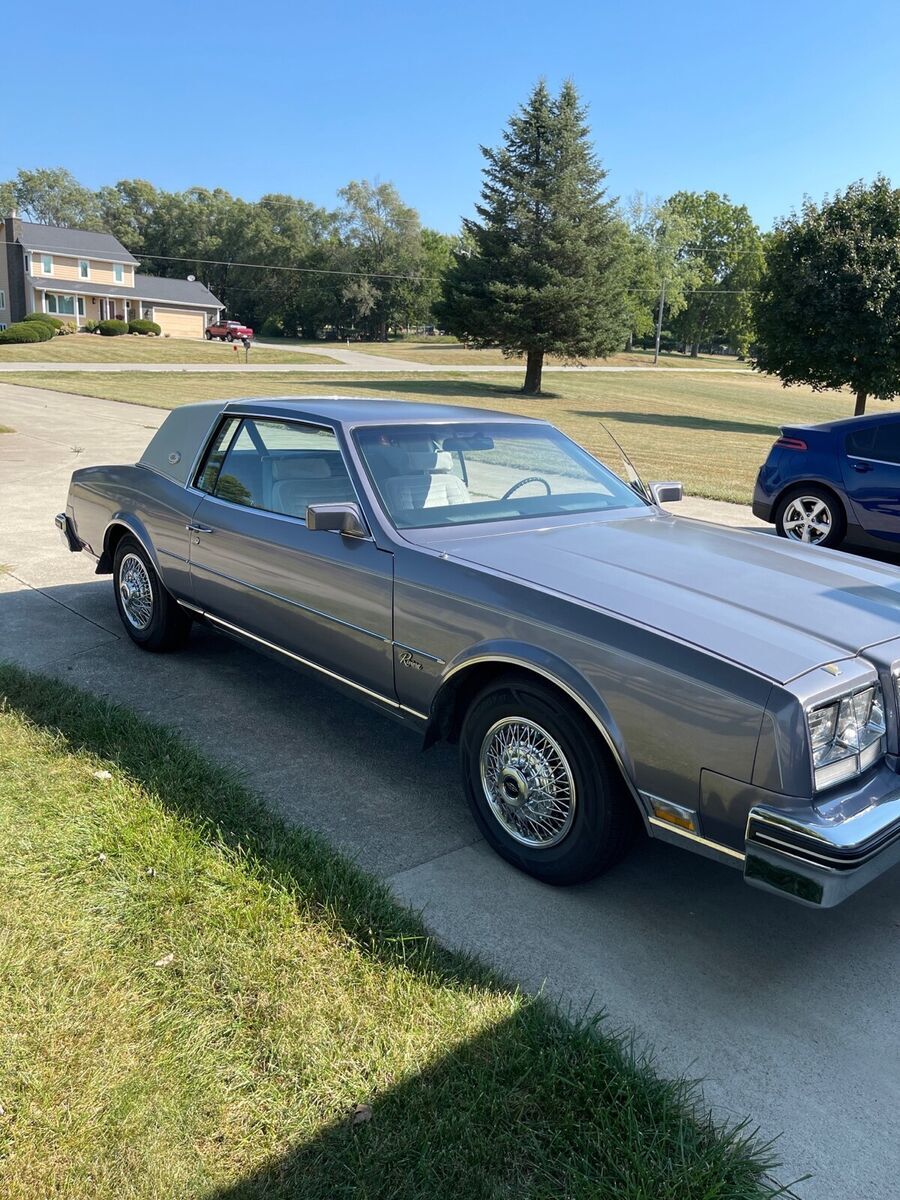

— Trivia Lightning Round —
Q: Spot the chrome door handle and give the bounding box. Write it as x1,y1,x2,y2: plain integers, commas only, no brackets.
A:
186,523,214,533
851,462,873,473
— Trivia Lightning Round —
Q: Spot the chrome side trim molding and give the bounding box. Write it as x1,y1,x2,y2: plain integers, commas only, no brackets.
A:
394,641,446,665
176,598,205,616
648,816,746,863
202,610,403,711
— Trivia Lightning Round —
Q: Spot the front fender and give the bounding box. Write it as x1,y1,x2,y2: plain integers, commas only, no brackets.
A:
431,638,639,793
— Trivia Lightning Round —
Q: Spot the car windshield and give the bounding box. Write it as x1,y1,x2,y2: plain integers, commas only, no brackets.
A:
354,421,648,529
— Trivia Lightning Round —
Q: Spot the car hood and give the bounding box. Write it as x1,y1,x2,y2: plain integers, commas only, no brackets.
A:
413,511,900,683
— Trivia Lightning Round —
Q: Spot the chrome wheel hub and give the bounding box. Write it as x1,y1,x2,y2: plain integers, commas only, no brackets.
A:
782,496,832,544
118,552,154,630
479,717,576,847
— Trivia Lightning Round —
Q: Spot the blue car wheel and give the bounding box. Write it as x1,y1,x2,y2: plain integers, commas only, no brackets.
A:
774,485,845,549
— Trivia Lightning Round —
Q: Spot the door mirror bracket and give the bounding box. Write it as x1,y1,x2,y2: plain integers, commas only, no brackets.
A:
306,502,371,538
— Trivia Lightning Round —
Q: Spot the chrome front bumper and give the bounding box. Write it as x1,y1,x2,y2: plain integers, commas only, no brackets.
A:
745,777,900,906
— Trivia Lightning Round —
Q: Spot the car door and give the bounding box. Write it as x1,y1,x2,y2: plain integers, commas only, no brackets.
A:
841,422,900,542
187,414,395,701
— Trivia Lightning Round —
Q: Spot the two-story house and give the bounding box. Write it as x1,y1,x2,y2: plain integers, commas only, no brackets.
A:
0,215,222,338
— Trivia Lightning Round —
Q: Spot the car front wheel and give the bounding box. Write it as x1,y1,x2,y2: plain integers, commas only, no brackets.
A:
774,486,845,548
459,674,639,885
113,536,192,652
226,333,234,342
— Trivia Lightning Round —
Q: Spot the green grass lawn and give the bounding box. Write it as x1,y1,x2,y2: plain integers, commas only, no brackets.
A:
0,367,878,503
0,424,12,433
0,664,786,1198
0,336,334,365
344,342,749,368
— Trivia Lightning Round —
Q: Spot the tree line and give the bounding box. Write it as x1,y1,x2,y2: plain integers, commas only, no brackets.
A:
0,170,455,341
5,80,900,407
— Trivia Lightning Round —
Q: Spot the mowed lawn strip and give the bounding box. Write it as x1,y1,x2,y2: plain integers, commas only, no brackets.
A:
0,367,877,502
0,336,333,365
319,340,750,369
0,664,788,1199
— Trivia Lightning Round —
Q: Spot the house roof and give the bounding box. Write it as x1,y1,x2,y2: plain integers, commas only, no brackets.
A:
32,273,221,309
18,221,140,264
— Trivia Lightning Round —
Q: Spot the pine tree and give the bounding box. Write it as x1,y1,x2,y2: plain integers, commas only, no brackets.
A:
438,80,629,394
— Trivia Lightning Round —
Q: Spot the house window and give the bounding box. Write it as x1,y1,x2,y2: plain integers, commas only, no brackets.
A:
77,297,85,317
79,260,90,279
24,255,29,272
46,294,75,315
113,263,124,283
0,289,5,311
41,254,53,274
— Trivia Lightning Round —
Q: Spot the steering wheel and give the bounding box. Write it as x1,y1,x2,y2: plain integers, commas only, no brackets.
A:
501,475,552,500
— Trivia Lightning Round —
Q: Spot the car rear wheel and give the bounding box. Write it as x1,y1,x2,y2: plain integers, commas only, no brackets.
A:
113,536,192,652
205,330,212,340
459,674,639,885
774,486,845,548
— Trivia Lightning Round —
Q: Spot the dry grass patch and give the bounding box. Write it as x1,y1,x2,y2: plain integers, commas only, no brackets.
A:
0,368,877,503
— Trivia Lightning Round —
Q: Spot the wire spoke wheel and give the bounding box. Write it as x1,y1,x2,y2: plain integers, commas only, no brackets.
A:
782,495,833,544
118,552,154,630
479,717,576,848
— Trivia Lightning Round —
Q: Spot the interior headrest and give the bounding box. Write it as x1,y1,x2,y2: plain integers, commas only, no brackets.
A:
271,456,331,480
405,449,454,473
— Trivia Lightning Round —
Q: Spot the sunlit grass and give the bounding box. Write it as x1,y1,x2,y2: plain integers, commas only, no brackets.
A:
0,664,789,1198
0,336,333,365
0,366,877,502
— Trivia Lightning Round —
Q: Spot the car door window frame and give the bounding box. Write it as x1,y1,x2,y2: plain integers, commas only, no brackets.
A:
191,413,370,535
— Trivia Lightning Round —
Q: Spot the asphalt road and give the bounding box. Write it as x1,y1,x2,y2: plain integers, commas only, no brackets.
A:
1,382,898,1199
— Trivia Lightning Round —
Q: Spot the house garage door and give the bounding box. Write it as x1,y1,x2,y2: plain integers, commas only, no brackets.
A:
154,308,205,339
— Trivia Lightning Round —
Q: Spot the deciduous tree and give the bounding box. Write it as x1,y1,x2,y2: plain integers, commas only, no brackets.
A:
666,191,763,356
753,177,900,415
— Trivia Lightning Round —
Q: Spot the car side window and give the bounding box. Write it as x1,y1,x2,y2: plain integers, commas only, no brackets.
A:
202,416,357,520
875,425,900,465
196,417,241,494
845,427,878,458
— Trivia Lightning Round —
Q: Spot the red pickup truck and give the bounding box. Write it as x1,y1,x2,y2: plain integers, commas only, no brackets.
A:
205,319,253,342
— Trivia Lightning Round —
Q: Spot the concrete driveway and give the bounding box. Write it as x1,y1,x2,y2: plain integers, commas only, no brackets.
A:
1,382,897,1199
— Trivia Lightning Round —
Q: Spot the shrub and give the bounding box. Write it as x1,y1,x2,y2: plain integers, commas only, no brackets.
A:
24,312,63,332
259,315,285,338
0,321,47,344
58,321,77,335
128,318,161,336
98,319,129,337
81,320,99,334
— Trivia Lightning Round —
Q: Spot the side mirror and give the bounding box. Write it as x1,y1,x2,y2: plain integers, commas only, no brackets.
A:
649,481,683,505
306,502,370,538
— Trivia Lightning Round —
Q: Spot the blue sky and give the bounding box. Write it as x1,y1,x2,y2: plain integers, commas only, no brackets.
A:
6,1,899,234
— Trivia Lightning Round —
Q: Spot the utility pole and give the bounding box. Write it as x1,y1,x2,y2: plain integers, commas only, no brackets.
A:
653,277,666,365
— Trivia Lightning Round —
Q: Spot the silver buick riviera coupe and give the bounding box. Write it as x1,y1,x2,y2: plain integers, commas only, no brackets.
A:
57,398,900,906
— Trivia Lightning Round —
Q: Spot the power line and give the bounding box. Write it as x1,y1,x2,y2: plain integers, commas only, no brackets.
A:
1,238,763,294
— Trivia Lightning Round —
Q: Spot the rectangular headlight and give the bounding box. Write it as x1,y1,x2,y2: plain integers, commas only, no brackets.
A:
807,683,885,791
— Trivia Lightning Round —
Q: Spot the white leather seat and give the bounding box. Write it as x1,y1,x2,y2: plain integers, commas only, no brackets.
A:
382,448,470,514
269,457,354,519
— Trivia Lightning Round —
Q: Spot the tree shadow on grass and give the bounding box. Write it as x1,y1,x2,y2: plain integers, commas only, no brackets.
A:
0,661,791,1200
574,411,779,437
318,378,567,403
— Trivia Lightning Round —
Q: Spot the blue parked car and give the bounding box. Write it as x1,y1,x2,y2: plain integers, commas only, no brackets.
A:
753,411,900,551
